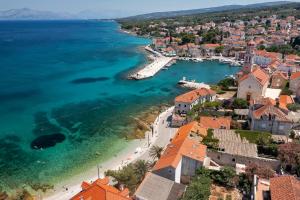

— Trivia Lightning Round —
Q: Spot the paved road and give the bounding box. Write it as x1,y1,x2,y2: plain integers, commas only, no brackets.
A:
138,106,178,161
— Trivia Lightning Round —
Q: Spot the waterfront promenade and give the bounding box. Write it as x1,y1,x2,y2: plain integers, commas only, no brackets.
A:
130,56,173,79
129,46,174,80
44,107,177,200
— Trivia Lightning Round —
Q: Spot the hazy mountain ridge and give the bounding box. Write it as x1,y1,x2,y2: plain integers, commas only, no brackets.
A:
119,1,294,20
0,8,77,20
0,1,295,20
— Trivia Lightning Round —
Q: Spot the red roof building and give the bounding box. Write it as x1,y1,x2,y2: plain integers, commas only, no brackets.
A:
71,177,131,200
199,116,232,130
270,176,300,200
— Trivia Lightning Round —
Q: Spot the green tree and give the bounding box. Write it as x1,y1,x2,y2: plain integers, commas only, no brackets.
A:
232,98,248,109
133,160,150,182
182,175,211,200
215,46,224,54
149,145,164,160
210,167,236,188
181,34,195,44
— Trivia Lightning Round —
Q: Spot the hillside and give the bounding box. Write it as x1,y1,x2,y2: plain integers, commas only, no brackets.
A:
119,1,293,21
117,2,300,36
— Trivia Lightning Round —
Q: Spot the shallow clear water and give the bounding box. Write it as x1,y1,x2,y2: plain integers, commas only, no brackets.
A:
0,20,238,190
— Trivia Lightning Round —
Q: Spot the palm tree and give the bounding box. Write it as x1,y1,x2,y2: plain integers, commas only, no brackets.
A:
149,145,163,160
134,160,150,182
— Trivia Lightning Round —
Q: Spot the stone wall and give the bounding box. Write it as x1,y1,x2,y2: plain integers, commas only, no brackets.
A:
207,150,280,170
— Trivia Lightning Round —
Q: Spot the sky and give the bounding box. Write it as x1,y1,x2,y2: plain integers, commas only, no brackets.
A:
0,0,299,17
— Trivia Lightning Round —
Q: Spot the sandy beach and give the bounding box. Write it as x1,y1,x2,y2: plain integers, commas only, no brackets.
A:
43,106,177,200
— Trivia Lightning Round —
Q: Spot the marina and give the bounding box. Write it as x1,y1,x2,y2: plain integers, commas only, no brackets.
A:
178,77,211,89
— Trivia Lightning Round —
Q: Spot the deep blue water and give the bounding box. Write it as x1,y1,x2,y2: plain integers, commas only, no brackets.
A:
0,20,238,191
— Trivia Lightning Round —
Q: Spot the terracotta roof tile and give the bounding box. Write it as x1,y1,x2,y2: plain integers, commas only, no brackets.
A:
291,72,300,80
199,116,231,129
71,177,131,200
279,95,294,111
252,104,290,122
175,88,215,103
239,68,269,86
270,176,300,200
153,122,207,171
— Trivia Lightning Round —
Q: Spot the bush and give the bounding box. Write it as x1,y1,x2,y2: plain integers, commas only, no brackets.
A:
287,103,300,111
202,129,219,150
235,130,272,144
232,98,248,109
218,78,235,90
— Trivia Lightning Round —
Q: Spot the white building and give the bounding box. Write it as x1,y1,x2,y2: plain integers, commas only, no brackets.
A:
152,122,207,184
174,88,216,114
237,68,269,101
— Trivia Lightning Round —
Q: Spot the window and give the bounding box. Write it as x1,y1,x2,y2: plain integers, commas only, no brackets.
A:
279,125,284,130
168,169,172,173
178,104,181,107
217,156,220,160
232,158,236,162
261,123,266,129
184,105,186,107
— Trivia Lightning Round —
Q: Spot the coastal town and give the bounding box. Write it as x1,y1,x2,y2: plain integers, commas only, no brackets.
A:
2,2,300,200
51,6,300,200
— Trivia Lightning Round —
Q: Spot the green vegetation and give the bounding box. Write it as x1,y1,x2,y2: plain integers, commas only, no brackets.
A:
215,45,225,54
235,130,279,157
187,101,224,120
235,130,272,144
232,98,248,109
281,82,293,95
149,145,164,160
210,85,226,94
202,129,219,150
118,3,300,37
266,44,300,56
181,33,195,44
181,173,212,200
105,160,150,193
287,103,300,111
217,78,235,91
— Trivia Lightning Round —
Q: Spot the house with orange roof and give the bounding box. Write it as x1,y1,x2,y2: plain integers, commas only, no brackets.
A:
253,50,281,67
71,177,131,200
152,122,207,183
271,71,288,89
290,72,300,101
200,43,221,57
174,88,216,115
237,68,270,101
249,102,293,135
279,95,294,112
270,176,300,200
199,116,232,130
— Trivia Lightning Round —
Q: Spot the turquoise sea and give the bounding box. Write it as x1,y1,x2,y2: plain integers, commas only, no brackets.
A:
0,20,238,191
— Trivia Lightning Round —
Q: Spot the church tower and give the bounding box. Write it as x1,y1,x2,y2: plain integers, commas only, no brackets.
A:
243,40,255,74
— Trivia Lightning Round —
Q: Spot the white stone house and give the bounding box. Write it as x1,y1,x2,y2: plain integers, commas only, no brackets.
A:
249,103,293,135
152,122,207,184
237,68,269,101
174,88,216,114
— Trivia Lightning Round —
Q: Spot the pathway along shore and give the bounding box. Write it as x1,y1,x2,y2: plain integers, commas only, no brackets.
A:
44,107,177,200
129,46,174,80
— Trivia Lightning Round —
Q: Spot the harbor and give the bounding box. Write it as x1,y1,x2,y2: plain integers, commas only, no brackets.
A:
178,77,211,89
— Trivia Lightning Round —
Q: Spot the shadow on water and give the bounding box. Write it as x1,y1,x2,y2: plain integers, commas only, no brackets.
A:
31,133,66,149
70,76,110,84
0,89,40,103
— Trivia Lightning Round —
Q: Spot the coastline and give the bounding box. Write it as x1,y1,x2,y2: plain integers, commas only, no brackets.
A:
43,106,176,200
